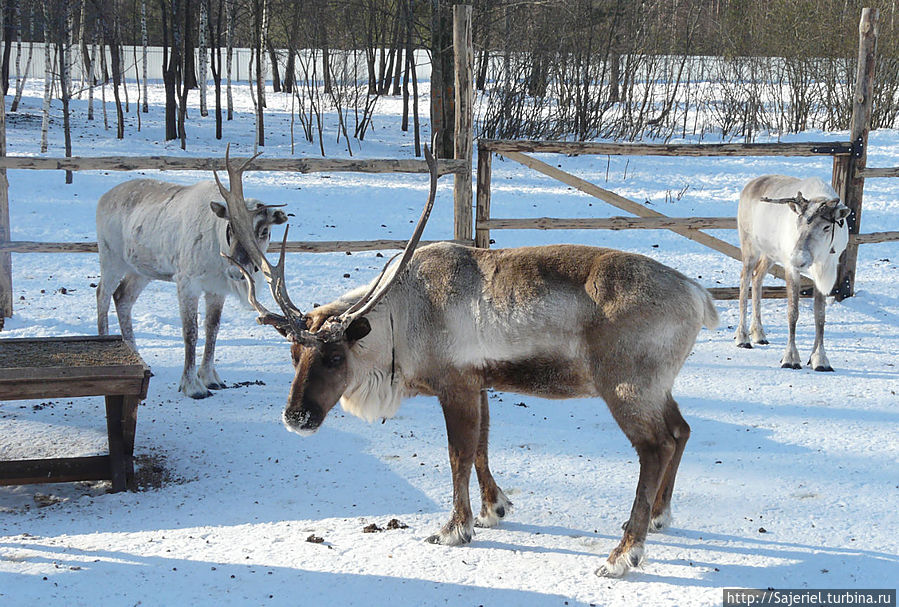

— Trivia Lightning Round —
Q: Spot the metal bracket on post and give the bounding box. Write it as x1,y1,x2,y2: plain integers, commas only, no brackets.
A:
831,275,853,302
810,142,854,155
851,135,865,159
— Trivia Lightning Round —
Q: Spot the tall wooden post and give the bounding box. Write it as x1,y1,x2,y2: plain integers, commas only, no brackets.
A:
475,142,492,248
453,4,473,243
834,8,878,300
0,91,11,329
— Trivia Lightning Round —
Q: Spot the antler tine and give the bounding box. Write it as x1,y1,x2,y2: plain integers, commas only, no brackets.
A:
336,144,439,326
216,146,308,338
222,143,263,202
760,195,799,204
340,251,403,318
267,224,306,321
761,191,808,206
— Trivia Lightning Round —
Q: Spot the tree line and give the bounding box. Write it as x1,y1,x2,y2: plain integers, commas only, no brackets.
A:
2,0,898,161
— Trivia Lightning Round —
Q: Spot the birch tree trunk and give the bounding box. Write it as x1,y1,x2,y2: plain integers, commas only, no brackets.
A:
40,15,52,153
10,39,32,112
65,5,73,106
87,40,96,120
225,0,233,120
58,34,73,184
12,3,21,102
141,0,148,112
254,0,265,145
199,0,208,116
101,43,109,130
78,0,86,97
259,0,267,108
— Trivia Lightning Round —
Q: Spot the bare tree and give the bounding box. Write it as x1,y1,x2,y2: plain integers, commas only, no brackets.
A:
198,0,208,116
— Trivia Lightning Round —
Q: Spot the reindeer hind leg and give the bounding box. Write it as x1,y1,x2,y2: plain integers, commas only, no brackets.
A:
649,393,690,533
599,390,676,578
427,385,481,546
474,390,512,528
112,273,150,348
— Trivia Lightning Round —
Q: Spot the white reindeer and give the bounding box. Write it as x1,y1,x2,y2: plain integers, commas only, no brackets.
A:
735,175,850,370
220,146,719,578
96,153,286,398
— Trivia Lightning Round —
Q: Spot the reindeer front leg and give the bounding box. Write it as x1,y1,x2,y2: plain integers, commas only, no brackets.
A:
780,270,802,369
749,257,772,345
199,292,227,389
474,390,512,528
808,288,834,371
734,254,754,348
177,282,213,399
427,387,481,546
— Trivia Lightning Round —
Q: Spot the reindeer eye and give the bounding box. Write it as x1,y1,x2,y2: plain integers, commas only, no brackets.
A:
823,225,831,231
324,353,344,368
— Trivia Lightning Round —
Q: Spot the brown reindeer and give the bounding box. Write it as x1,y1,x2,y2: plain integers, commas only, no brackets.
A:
217,146,718,577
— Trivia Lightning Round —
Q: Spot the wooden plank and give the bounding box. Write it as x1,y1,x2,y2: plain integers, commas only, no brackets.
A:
105,395,128,492
453,4,474,243
0,82,11,325
480,139,854,157
709,286,814,300
0,377,149,400
852,231,899,244
499,150,768,274
856,166,899,178
0,455,111,486
475,146,493,248
480,216,737,230
0,238,474,254
0,364,149,382
0,155,469,176
835,8,879,300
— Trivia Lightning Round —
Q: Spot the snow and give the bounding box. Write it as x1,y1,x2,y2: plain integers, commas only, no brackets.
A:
1,79,897,607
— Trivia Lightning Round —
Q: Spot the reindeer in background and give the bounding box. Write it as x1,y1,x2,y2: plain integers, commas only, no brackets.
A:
95,151,287,398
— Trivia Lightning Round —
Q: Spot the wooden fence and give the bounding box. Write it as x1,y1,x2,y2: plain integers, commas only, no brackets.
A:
475,8,899,301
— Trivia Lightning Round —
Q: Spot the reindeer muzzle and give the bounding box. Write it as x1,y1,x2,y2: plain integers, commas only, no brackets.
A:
282,404,324,436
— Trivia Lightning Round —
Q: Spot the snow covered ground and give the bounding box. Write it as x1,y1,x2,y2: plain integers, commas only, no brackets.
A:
1,80,897,607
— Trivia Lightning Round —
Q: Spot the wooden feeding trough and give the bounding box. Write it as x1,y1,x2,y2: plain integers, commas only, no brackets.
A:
0,335,151,492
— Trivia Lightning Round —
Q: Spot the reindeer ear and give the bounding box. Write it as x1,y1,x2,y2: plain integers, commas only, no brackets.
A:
210,201,229,219
787,192,806,216
345,317,372,343
835,205,851,220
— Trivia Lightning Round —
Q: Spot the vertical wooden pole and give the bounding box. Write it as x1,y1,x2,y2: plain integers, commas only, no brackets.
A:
0,91,12,328
475,141,493,248
834,8,878,301
453,4,473,243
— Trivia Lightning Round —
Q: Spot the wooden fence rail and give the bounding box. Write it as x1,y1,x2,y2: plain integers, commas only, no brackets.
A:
0,156,469,176
479,140,855,157
0,239,472,254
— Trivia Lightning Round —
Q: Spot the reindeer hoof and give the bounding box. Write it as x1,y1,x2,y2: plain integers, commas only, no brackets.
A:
755,339,769,345
813,365,834,372
737,342,753,349
595,546,644,578
425,522,473,546
476,491,512,528
781,362,801,370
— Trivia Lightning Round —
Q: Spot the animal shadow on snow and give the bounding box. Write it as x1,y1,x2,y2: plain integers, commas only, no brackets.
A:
0,543,577,607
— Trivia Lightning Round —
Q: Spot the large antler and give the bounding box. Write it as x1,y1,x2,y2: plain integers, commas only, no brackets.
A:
221,142,438,344
329,144,439,331
760,192,809,206
214,144,312,339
